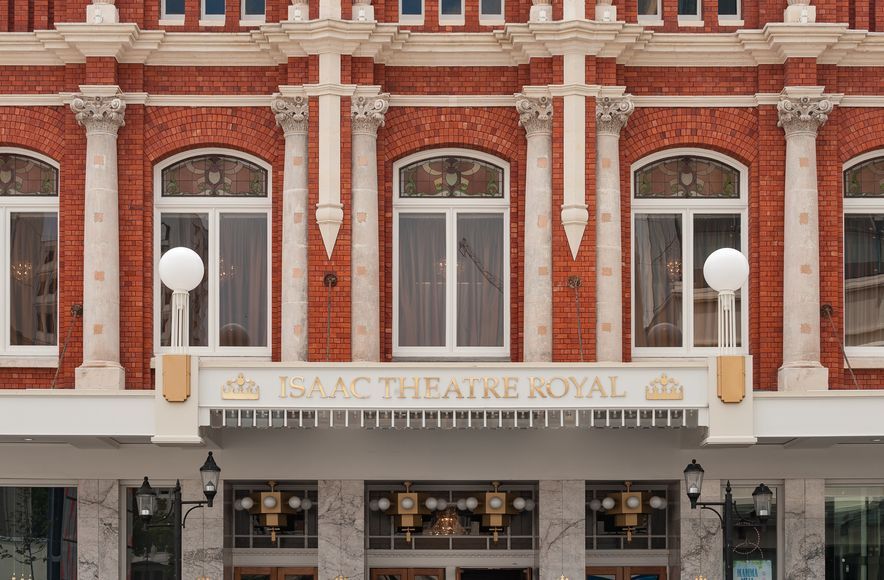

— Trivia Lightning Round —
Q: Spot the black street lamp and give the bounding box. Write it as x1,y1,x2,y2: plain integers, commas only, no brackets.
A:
135,452,221,580
683,459,772,580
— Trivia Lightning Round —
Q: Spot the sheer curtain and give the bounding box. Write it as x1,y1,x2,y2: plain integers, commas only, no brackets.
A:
693,214,741,348
9,212,57,346
160,213,209,347
634,214,683,347
398,214,446,347
845,214,884,347
219,214,267,347
456,214,503,347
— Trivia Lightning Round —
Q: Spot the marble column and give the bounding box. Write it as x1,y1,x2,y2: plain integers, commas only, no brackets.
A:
538,480,584,580
71,94,126,390
180,478,225,580
784,479,825,580
318,480,365,580
272,95,310,362
350,94,389,362
77,479,120,580
516,93,553,362
679,479,723,580
595,95,634,362
776,94,833,392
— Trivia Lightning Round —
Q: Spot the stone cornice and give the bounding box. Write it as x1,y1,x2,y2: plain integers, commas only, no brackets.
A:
0,20,879,68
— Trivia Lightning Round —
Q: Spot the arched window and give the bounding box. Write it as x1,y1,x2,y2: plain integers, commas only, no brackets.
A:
843,152,884,353
0,150,59,355
632,150,748,356
154,150,271,355
393,150,510,358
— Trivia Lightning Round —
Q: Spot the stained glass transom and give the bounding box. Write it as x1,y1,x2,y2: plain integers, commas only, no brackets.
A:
162,154,268,197
635,156,739,199
0,154,58,196
400,156,503,198
845,157,884,198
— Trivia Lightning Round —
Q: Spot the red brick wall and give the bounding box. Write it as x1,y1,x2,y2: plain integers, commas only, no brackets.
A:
381,67,523,95
621,67,758,95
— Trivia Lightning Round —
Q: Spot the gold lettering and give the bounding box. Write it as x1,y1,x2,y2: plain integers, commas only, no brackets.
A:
464,377,481,399
424,377,440,399
587,377,608,398
379,377,396,399
546,376,569,399
287,376,305,398
350,376,369,399
529,377,546,398
306,377,328,399
569,376,588,398
398,377,420,399
443,378,464,399
609,376,626,398
503,376,519,398
483,377,502,399
330,377,351,399
279,376,288,398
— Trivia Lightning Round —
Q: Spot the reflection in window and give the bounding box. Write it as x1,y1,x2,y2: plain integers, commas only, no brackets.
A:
126,488,175,580
845,215,884,347
9,213,58,346
0,487,77,580
160,214,209,347
845,157,884,198
635,156,739,199
162,155,267,197
634,215,683,348
826,485,884,580
693,214,741,347
400,157,503,198
730,485,778,579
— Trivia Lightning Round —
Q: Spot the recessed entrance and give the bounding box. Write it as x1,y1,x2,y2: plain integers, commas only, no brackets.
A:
587,567,667,580
235,567,318,580
458,568,532,580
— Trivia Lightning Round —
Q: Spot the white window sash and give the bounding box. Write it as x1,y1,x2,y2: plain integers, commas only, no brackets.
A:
479,0,504,23
399,0,424,23
438,0,465,25
637,0,662,23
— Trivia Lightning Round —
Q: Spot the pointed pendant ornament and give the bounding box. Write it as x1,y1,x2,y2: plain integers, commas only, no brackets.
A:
561,203,588,260
316,202,343,259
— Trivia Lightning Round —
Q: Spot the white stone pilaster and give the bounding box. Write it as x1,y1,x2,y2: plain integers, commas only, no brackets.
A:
71,92,126,390
516,93,553,362
595,94,633,362
77,479,119,580
776,93,832,392
272,94,310,362
318,480,365,580
538,480,584,580
561,52,587,260
350,93,388,362
317,53,343,259
783,479,825,580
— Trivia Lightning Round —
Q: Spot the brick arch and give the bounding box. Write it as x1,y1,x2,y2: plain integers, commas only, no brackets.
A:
143,107,280,166
840,110,884,163
0,107,66,162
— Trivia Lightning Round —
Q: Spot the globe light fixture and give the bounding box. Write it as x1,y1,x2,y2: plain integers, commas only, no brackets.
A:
159,247,205,352
703,248,749,353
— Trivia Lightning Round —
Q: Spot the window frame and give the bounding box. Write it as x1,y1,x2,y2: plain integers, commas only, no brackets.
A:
153,148,272,357
160,0,186,23
479,0,504,24
398,0,424,24
240,0,266,24
843,150,884,359
717,0,742,22
630,148,749,359
0,148,59,359
200,0,226,24
392,148,510,360
438,0,464,25
636,0,662,24
677,0,701,21
726,480,785,580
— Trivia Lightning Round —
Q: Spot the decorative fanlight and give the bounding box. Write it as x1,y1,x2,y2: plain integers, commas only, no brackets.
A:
588,482,667,542
234,481,312,542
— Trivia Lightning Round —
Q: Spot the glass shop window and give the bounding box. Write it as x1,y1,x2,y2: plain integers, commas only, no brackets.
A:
126,487,176,580
826,485,884,580
585,483,673,551
730,484,779,579
632,152,747,356
155,151,270,355
0,151,59,357
0,486,78,580
394,152,509,359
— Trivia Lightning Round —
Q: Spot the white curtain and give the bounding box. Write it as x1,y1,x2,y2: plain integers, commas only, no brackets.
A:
398,214,446,347
9,212,57,346
845,214,884,347
219,214,267,347
635,214,683,347
456,214,503,348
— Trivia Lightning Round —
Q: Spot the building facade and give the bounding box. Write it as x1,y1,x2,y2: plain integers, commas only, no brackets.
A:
1,0,884,579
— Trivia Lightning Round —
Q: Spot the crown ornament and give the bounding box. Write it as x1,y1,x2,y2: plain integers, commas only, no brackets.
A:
221,373,260,400
645,373,684,400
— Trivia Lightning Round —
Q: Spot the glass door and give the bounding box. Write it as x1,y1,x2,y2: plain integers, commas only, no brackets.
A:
235,567,317,580
372,569,445,580
587,567,666,580
587,568,622,580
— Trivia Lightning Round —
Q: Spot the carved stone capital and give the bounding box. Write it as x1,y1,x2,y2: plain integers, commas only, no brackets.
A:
351,94,390,136
777,96,833,137
71,95,125,135
272,95,309,136
515,93,553,137
596,95,634,136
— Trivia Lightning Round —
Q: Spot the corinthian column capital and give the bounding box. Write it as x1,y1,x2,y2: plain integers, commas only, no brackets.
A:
596,95,634,136
351,93,390,136
272,95,309,136
777,96,833,137
71,95,126,136
515,93,553,136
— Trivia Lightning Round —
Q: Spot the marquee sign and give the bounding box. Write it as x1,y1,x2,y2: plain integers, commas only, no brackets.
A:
198,362,711,410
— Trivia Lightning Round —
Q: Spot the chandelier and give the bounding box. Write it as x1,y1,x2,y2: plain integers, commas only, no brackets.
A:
429,506,465,536
11,261,32,283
